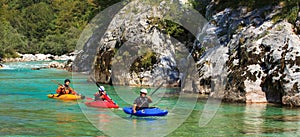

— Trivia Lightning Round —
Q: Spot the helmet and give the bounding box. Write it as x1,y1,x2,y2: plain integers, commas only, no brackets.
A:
64,79,71,83
140,88,148,94
99,86,105,91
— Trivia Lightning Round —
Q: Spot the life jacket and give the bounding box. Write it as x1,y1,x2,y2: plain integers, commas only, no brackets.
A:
56,85,75,95
138,97,149,108
94,92,103,101
64,86,72,94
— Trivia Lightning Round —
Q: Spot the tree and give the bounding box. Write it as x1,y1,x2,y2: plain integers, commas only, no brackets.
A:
21,2,54,39
0,19,27,57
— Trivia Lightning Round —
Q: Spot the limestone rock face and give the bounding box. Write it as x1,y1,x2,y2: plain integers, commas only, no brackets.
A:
199,1,300,105
94,2,182,86
73,0,202,87
74,0,300,106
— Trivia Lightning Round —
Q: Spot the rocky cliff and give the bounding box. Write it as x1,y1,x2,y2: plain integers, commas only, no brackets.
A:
73,0,300,106
73,0,205,89
198,0,300,105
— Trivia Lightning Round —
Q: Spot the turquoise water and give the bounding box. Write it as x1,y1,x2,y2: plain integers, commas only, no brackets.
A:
1,62,300,137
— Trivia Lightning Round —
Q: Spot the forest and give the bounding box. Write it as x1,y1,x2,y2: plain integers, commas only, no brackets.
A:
0,0,120,58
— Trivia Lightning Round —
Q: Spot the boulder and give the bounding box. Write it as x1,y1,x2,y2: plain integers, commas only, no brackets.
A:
282,94,300,107
48,61,65,69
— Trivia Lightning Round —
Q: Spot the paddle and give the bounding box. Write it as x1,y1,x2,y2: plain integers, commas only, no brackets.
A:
90,77,101,94
150,82,164,96
51,80,63,86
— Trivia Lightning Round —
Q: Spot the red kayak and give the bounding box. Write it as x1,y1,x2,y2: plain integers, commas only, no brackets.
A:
85,100,119,108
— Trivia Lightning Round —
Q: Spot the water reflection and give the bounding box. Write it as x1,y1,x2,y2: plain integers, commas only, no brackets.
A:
100,113,167,136
83,107,180,137
271,115,300,122
242,103,267,135
241,103,300,135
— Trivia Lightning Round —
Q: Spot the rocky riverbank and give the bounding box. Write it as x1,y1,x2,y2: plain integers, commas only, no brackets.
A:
1,52,76,71
2,53,76,62
28,60,73,71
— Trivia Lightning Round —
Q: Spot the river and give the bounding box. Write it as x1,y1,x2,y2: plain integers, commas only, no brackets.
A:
1,61,300,137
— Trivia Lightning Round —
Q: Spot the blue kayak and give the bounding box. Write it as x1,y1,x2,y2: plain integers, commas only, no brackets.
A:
123,107,168,117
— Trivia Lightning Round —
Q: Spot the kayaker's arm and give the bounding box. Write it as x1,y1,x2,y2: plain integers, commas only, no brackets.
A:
56,85,65,94
69,87,77,95
147,96,152,103
56,86,61,94
133,104,137,113
100,91,113,102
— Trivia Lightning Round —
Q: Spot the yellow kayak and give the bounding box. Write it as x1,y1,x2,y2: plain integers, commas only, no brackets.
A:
47,94,85,100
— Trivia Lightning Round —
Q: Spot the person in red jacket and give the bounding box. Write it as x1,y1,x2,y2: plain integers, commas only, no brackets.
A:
56,79,77,95
94,86,114,103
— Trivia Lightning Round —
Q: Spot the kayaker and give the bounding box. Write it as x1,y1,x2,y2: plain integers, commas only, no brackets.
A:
132,88,152,113
94,86,114,103
56,79,77,95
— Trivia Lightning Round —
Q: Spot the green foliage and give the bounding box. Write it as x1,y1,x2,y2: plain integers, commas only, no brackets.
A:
0,0,121,57
140,51,157,69
21,2,54,39
0,19,26,58
158,19,185,37
189,0,211,16
155,18,200,61
40,27,81,55
130,50,158,73
272,1,299,24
